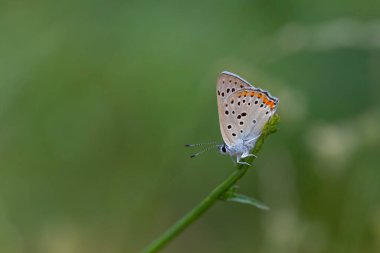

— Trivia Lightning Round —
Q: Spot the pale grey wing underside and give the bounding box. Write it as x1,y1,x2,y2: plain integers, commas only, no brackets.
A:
216,72,254,146
216,71,278,147
237,91,275,141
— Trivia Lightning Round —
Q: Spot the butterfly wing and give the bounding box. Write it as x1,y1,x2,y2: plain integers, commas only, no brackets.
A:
216,71,278,147
232,89,278,142
217,71,253,146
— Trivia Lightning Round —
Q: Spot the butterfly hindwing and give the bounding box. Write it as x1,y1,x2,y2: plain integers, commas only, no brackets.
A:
234,89,277,141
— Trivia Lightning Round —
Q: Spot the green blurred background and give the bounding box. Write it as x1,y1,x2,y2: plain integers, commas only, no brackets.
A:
1,0,380,252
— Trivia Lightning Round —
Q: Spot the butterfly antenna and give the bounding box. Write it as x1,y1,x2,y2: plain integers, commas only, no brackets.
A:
189,144,220,158
185,141,218,148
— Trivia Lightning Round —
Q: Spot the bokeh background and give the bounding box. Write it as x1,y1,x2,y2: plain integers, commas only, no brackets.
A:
1,1,380,252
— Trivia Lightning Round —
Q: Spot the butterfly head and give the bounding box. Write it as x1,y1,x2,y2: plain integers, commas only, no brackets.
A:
218,143,228,155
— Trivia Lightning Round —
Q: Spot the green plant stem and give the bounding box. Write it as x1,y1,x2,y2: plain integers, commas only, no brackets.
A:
140,164,248,253
140,114,280,253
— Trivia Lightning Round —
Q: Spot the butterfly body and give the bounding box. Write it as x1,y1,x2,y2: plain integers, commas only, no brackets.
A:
216,71,278,164
219,137,254,156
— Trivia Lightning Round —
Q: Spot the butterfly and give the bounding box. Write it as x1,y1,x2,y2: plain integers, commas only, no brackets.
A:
187,71,278,165
216,71,278,165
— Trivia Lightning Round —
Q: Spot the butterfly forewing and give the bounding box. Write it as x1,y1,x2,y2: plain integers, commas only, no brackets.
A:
216,72,278,147
217,72,253,146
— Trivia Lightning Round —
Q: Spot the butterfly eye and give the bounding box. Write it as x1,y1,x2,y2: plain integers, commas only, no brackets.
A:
222,146,227,153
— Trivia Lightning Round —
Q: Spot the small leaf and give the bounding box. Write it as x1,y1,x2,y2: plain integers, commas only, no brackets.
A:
224,193,270,210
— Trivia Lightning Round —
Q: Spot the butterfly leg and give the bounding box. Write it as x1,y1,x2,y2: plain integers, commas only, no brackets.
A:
241,152,257,158
236,156,252,166
245,136,259,145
